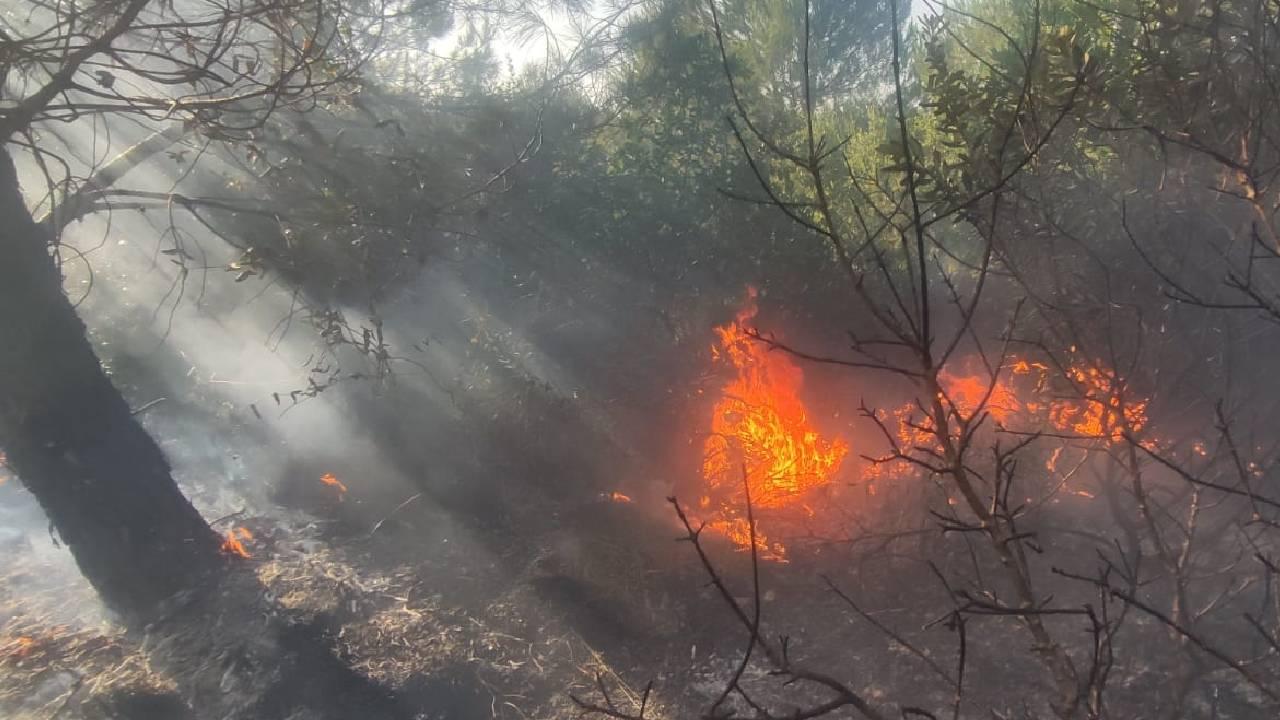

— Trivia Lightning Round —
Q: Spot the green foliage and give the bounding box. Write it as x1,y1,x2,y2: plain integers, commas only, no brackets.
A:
593,1,742,209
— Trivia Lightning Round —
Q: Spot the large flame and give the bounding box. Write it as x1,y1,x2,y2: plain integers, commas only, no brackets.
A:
700,288,849,558
694,290,1150,553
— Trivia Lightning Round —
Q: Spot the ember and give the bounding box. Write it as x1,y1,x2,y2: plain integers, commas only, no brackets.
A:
700,287,848,558
220,526,254,559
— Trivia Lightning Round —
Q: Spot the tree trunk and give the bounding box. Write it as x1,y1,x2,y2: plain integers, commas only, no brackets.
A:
0,146,221,617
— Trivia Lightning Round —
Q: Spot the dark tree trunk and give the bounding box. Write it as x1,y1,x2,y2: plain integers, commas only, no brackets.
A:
0,147,221,617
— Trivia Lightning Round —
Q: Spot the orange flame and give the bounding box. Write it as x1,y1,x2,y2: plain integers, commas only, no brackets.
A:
865,356,1149,483
700,288,848,558
220,526,253,559
608,491,633,503
1046,446,1063,473
1049,364,1148,441
320,472,348,499
690,295,1148,552
938,369,1021,425
943,357,1148,441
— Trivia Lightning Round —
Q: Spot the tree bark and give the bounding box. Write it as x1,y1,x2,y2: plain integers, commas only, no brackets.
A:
0,146,221,617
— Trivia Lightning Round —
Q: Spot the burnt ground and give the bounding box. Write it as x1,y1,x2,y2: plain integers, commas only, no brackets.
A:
0,489,941,720
2,465,1267,720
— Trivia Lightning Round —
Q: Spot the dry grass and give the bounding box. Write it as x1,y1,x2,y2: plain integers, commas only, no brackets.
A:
0,516,670,720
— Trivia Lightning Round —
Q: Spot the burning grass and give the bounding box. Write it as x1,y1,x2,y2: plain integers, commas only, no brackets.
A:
320,472,348,500
220,526,254,558
695,290,1153,556
700,287,849,558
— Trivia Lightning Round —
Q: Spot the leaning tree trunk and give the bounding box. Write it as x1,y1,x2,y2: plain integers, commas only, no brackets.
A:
0,150,409,719
0,146,221,617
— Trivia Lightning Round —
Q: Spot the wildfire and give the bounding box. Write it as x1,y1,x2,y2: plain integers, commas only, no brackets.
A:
938,369,1021,425
320,472,348,500
691,289,1149,554
220,526,253,559
607,491,633,503
1050,364,1148,441
865,355,1149,484
700,288,848,558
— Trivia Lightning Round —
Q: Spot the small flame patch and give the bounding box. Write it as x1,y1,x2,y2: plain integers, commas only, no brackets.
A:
320,472,348,500
220,526,253,559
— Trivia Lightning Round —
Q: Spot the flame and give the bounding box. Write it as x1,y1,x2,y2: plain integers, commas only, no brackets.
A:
608,491,633,503
320,472,348,499
1049,364,1148,441
220,526,253,559
700,288,848,558
936,357,1147,442
1011,359,1049,375
938,369,1021,425
1046,446,1063,473
688,296,1148,554
865,355,1149,483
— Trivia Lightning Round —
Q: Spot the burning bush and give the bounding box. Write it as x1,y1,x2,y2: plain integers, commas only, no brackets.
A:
700,288,849,559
